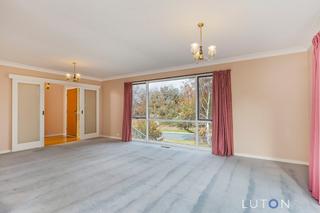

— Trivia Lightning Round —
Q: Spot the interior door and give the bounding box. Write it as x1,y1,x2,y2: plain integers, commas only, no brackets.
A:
67,88,78,137
12,79,44,151
80,88,99,139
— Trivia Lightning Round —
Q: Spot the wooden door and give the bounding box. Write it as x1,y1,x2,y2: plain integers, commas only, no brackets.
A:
67,88,78,136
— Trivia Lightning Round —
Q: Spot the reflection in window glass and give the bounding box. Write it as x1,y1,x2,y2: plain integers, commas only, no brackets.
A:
198,76,213,120
132,84,146,118
148,78,196,120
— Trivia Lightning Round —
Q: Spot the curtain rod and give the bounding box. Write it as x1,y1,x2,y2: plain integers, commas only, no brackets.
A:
131,69,230,84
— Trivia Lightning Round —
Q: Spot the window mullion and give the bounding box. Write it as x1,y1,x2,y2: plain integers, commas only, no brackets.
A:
195,76,199,148
146,82,149,142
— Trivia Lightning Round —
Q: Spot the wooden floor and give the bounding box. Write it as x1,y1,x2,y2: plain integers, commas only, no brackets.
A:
0,138,319,213
45,135,78,146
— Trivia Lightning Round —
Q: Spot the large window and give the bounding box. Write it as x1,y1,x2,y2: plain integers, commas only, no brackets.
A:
149,78,195,120
197,76,212,147
132,75,212,148
132,84,147,140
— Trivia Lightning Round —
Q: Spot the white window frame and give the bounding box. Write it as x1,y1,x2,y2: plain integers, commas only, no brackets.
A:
131,74,212,149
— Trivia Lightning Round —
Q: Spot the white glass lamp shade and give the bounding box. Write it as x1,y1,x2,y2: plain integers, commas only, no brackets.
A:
208,45,216,58
190,43,200,55
193,51,201,60
66,73,71,80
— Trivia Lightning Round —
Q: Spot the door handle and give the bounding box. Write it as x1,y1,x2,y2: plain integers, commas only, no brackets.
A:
42,110,45,116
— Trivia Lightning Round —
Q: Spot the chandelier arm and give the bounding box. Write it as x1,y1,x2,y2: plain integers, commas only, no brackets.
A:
73,62,76,74
191,22,216,62
200,25,202,46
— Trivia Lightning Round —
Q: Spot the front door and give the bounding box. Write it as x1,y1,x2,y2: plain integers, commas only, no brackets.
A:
67,88,78,137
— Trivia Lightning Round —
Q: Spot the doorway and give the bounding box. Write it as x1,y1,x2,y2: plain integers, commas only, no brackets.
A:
67,88,80,138
44,84,79,146
10,74,100,151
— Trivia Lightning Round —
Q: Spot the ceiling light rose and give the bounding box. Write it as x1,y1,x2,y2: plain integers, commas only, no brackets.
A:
190,22,216,62
66,62,81,82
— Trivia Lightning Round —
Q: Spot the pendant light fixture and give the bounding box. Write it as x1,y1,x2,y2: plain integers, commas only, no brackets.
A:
66,62,81,82
190,22,216,62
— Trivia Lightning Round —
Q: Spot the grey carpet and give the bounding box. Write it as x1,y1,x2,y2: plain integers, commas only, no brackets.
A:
0,138,319,213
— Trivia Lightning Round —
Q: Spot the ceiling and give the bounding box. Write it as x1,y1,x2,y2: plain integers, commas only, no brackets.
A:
0,0,319,80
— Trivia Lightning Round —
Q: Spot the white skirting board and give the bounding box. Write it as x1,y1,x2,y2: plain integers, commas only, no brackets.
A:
234,153,309,165
0,150,11,155
1,137,309,166
101,135,309,166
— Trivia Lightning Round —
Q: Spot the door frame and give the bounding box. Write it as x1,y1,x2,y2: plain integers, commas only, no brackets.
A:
11,76,45,152
80,88,100,139
9,74,101,151
66,87,80,138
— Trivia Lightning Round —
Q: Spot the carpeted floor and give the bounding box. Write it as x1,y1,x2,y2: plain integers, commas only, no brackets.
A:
0,138,319,213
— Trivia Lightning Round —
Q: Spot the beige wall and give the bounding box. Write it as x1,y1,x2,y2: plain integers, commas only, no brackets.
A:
0,52,311,162
0,65,102,151
45,83,65,136
102,52,311,162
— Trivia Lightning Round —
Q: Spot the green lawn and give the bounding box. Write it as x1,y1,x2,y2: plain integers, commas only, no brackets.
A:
162,129,195,133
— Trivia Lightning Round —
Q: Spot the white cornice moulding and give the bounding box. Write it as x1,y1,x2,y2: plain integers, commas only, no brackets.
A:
0,45,309,82
9,74,101,90
0,60,103,82
102,46,309,81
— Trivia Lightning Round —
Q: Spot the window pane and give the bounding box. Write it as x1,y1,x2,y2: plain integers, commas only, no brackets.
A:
149,121,196,146
132,119,146,140
198,76,212,120
149,78,195,120
198,122,212,147
132,84,146,118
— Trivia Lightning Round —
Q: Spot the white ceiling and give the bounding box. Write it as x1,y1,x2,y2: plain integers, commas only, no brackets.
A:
0,0,319,80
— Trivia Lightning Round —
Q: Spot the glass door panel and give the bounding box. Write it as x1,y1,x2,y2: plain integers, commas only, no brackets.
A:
18,83,40,144
84,89,97,135
12,78,44,152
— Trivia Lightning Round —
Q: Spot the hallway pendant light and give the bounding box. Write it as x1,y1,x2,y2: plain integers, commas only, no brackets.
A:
66,62,81,82
190,22,216,62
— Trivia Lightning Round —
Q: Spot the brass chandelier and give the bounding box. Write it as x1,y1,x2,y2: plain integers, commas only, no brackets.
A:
190,22,216,62
66,62,81,82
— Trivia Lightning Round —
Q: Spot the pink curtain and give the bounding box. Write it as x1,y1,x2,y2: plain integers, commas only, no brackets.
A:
122,82,132,142
310,32,320,203
212,70,233,156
